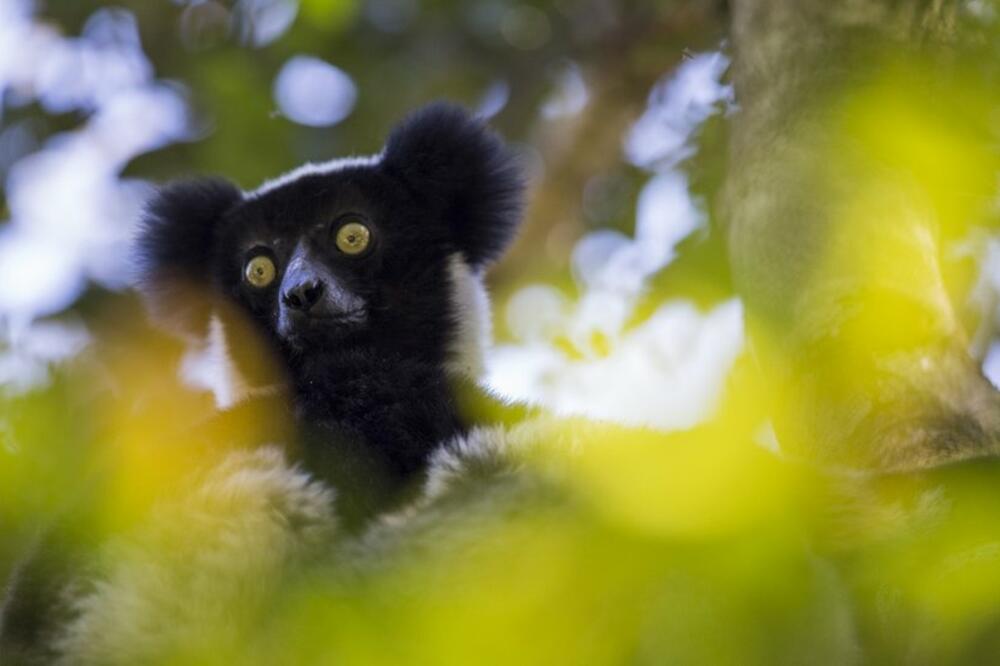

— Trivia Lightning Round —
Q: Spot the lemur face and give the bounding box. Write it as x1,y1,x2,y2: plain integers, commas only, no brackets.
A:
215,165,453,361
137,104,524,377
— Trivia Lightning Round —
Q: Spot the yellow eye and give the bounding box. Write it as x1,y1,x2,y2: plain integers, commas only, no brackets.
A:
335,221,371,255
244,255,276,288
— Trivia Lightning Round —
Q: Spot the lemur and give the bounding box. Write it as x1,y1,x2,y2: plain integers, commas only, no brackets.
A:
0,104,537,663
136,102,529,527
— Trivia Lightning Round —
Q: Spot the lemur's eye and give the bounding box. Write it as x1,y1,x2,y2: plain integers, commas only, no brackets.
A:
335,220,371,255
244,255,276,288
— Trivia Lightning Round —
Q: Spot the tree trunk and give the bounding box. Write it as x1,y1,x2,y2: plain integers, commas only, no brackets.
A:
725,0,1000,470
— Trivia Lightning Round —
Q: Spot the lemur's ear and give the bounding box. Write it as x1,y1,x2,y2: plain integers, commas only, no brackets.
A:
381,103,525,270
135,178,243,337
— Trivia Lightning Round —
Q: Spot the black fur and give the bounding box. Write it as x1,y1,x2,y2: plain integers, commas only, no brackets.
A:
135,178,244,336
381,102,525,269
134,103,527,526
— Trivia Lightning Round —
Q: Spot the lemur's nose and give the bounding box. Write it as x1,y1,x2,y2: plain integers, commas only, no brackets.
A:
282,279,324,312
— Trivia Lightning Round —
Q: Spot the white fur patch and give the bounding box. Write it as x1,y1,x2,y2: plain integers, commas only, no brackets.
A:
180,315,282,409
422,417,592,502
445,253,492,378
179,315,248,409
250,154,382,197
53,447,336,665
424,426,514,500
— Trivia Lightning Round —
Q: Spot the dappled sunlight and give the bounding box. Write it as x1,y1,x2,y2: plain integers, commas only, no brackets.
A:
273,55,357,127
188,419,851,666
487,53,738,430
3,1,1000,664
86,300,291,532
488,298,743,431
0,5,187,329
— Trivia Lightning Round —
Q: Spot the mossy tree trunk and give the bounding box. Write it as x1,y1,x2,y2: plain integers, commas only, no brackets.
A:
725,0,1000,470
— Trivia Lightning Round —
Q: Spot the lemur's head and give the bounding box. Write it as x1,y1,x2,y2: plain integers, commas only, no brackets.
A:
137,104,524,381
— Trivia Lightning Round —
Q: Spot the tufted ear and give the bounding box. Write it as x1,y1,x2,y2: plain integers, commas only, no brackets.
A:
134,178,243,337
381,103,526,270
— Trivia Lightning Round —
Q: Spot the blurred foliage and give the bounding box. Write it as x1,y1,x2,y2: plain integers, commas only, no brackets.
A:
0,0,728,293
13,324,1000,664
5,0,1000,664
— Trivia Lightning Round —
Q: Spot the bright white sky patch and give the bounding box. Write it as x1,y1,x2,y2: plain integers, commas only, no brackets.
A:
273,56,357,127
505,285,571,343
0,232,83,318
0,317,91,396
487,51,737,431
234,0,299,47
635,171,701,268
0,6,189,315
625,51,732,170
0,4,189,391
572,230,632,290
487,299,744,431
542,62,588,119
984,342,1000,389
476,79,510,119
569,171,703,296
